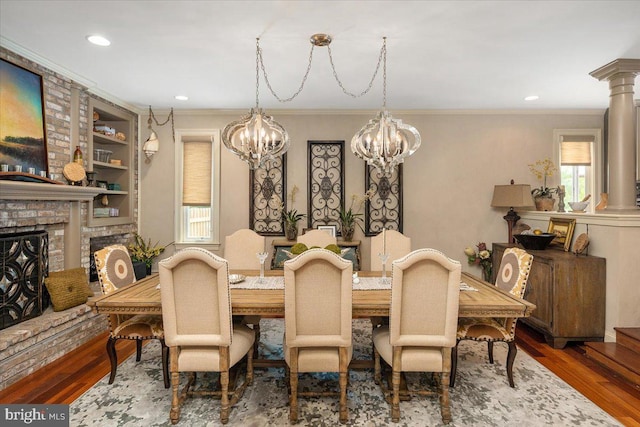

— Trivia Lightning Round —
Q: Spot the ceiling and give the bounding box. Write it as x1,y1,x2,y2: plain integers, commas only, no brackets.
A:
1,1,640,112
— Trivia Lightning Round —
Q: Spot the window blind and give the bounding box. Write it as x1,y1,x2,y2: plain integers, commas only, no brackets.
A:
561,136,592,166
182,139,212,206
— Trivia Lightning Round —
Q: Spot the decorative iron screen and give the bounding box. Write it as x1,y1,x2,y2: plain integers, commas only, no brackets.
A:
307,141,344,232
249,155,286,235
365,163,403,235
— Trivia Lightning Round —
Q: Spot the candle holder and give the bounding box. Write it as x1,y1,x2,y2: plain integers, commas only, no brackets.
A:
256,252,268,283
378,252,390,284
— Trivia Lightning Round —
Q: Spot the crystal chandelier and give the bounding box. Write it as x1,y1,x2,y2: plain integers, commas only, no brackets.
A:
351,38,421,176
222,39,289,169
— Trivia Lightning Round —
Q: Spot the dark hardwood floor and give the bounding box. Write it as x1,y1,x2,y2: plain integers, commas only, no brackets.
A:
1,323,639,426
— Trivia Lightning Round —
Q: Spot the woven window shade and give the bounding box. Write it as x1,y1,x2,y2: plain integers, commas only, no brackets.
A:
182,140,212,206
561,136,592,166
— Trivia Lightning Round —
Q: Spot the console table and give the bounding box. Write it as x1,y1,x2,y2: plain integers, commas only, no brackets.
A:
271,239,360,270
492,243,606,348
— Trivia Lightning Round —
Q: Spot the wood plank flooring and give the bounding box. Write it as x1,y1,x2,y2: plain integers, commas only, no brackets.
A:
1,323,639,426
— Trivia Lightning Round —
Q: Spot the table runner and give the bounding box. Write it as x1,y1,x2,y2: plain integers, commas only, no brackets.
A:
230,276,478,291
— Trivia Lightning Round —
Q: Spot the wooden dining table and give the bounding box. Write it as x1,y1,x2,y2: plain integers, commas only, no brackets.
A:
89,269,535,326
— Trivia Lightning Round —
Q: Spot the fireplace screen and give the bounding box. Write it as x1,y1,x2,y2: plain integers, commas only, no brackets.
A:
1,230,49,330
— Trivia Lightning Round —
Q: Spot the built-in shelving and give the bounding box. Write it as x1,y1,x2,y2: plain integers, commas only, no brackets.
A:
87,98,135,226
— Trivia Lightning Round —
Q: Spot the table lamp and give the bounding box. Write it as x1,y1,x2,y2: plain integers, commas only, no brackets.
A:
491,181,535,243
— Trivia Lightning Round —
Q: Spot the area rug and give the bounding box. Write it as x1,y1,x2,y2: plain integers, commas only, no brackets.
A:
70,319,621,426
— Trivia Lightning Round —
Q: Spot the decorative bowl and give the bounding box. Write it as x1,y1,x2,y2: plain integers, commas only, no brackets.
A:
568,201,589,212
513,233,556,250
228,274,246,284
94,149,113,163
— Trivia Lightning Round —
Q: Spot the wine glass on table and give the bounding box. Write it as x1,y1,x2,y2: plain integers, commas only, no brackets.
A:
257,252,268,283
378,252,390,285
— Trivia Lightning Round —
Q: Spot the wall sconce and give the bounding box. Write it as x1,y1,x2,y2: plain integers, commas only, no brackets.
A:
143,105,174,161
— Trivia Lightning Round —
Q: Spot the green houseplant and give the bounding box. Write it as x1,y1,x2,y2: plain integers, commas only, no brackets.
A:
282,208,306,240
339,191,373,241
128,233,165,274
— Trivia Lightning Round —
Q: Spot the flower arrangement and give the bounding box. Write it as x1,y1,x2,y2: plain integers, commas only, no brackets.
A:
464,242,492,282
528,158,557,198
128,233,165,270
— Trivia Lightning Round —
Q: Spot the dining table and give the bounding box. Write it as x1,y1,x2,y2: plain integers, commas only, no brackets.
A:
88,270,535,368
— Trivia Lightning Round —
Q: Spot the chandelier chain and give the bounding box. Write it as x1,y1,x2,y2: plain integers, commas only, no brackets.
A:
258,39,315,103
382,37,387,108
327,38,385,99
255,38,260,108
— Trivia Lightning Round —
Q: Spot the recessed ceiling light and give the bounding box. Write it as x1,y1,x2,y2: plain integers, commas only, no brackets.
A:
174,95,189,101
524,95,539,101
86,35,111,46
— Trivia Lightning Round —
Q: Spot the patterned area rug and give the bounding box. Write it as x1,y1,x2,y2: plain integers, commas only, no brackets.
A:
71,319,621,426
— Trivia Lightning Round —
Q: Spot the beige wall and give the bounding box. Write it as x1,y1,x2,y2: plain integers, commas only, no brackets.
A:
140,109,639,339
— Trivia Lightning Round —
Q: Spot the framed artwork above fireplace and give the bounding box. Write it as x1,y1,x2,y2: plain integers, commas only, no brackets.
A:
0,58,49,178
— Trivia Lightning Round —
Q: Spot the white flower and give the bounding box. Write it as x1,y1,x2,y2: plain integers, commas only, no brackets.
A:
479,250,490,260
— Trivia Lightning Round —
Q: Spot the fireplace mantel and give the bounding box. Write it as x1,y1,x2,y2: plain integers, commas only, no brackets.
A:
0,181,101,201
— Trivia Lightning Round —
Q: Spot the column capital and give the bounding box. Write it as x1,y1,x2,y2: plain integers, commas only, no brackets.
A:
590,58,640,81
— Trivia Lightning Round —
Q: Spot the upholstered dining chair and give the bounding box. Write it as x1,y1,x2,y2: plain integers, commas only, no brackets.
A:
370,229,411,271
372,248,461,424
224,228,265,354
283,248,353,424
296,229,337,248
451,247,533,388
94,244,169,388
159,247,255,425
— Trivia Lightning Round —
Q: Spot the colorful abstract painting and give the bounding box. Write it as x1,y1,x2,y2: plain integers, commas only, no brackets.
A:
0,58,48,174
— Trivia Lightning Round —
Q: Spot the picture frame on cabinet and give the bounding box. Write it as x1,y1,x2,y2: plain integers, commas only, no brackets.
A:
317,225,337,237
547,217,576,251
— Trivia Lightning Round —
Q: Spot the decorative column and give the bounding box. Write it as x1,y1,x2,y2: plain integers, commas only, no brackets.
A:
590,59,640,211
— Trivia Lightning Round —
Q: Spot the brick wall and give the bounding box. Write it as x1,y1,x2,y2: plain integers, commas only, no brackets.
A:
0,47,139,273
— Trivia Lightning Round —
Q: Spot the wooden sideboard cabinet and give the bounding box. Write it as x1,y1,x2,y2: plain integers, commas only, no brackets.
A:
492,243,606,349
271,239,360,270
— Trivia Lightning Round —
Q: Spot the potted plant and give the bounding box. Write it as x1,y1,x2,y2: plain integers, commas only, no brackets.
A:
282,208,306,240
339,191,373,241
128,233,165,275
528,158,557,211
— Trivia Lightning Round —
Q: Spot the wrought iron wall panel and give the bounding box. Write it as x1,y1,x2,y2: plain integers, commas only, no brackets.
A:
307,141,344,231
249,155,286,235
365,164,403,235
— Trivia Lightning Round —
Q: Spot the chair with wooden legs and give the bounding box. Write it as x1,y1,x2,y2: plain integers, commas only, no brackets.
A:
224,228,266,355
296,229,337,248
283,248,353,424
451,246,533,388
94,244,169,388
159,247,254,425
372,248,461,424
369,229,411,271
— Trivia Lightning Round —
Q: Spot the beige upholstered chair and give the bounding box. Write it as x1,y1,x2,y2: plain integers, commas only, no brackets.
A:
296,229,337,248
283,248,353,424
451,247,533,388
224,229,266,270
224,228,265,354
94,244,168,388
159,247,255,425
370,229,411,271
372,248,461,424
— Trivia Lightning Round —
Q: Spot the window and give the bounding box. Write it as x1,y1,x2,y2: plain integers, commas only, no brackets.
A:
553,129,601,205
174,130,220,245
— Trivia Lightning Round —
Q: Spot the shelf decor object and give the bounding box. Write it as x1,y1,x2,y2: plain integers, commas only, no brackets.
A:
491,181,535,244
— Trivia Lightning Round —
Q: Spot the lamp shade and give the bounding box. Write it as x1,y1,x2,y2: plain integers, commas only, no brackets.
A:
491,184,535,208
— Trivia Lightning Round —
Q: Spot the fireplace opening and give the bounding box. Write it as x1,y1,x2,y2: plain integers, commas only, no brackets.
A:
1,230,49,330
